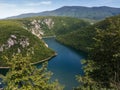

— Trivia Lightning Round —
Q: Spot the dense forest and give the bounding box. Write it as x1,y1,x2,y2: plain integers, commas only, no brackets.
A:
75,15,120,90
0,16,90,67
16,16,90,52
1,53,63,90
56,25,95,52
0,20,55,67
0,14,120,90
16,16,90,36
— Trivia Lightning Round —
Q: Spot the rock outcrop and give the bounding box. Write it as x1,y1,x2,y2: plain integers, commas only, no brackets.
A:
23,18,54,39
0,35,29,53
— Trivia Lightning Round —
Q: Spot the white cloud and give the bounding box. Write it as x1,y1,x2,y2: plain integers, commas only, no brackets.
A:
0,3,17,18
26,1,52,6
0,7,36,19
0,1,53,19
41,1,52,5
0,3,16,9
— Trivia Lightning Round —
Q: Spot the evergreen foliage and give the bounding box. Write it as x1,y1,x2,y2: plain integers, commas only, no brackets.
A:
14,16,90,52
57,25,95,52
1,53,63,90
0,20,55,67
75,15,120,90
16,16,90,36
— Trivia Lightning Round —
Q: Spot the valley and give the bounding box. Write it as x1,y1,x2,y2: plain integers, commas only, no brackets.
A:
0,3,120,89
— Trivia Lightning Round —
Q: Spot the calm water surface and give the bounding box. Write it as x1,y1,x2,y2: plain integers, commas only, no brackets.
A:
0,38,86,90
38,38,86,90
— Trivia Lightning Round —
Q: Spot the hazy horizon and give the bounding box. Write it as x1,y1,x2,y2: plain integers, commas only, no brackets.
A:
0,0,120,19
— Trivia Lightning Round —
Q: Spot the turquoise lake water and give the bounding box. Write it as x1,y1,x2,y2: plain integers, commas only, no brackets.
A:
39,38,86,90
0,38,86,90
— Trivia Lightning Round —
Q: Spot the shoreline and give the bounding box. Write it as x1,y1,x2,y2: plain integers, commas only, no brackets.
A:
0,52,57,69
0,67,9,69
31,52,57,65
42,35,56,39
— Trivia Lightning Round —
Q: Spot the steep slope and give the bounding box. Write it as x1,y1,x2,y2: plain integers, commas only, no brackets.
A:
0,20,54,67
7,6,120,20
15,16,90,38
57,15,120,52
0,16,90,67
57,26,95,52
76,15,120,90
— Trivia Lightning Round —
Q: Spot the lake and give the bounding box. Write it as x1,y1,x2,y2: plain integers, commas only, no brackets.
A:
38,38,86,90
0,38,86,90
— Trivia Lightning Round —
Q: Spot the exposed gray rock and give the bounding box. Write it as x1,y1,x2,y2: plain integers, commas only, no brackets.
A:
24,18,54,39
0,35,30,52
20,38,29,48
18,48,21,53
0,46,3,52
45,43,48,48
11,35,17,39
30,19,43,39
44,18,54,29
31,19,37,25
7,38,14,48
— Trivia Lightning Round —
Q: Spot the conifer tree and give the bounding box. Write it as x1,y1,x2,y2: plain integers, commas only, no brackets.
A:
2,53,63,90
75,17,120,90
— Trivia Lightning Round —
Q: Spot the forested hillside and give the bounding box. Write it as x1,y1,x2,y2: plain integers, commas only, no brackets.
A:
0,10,120,90
57,15,120,52
15,16,90,37
57,25,95,52
75,15,120,90
0,16,90,67
0,20,54,67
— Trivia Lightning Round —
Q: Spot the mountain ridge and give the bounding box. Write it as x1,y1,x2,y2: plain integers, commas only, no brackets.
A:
7,6,120,20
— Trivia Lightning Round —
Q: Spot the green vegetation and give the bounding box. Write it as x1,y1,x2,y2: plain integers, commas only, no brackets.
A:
75,15,120,90
0,20,54,67
56,15,120,52
16,16,90,36
16,16,90,52
1,53,63,90
0,16,89,67
1,14,120,89
57,25,95,52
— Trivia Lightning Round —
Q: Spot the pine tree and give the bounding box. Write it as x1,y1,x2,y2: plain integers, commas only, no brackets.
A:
75,17,120,90
1,53,64,90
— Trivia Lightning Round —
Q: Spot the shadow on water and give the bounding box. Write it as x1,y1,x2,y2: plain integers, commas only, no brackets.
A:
0,69,9,89
0,69,9,76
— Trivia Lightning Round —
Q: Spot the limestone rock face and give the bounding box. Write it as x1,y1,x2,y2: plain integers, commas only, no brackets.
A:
0,46,4,52
45,43,48,48
44,18,54,29
0,35,29,53
24,18,54,39
21,18,55,48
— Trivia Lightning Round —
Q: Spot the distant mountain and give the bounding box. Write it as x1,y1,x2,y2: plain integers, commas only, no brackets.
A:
7,6,120,20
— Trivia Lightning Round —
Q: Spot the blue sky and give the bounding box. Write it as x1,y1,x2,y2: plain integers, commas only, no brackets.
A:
0,0,120,18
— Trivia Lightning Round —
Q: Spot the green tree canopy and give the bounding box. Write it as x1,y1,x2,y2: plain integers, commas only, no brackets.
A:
1,53,63,90
75,16,120,90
